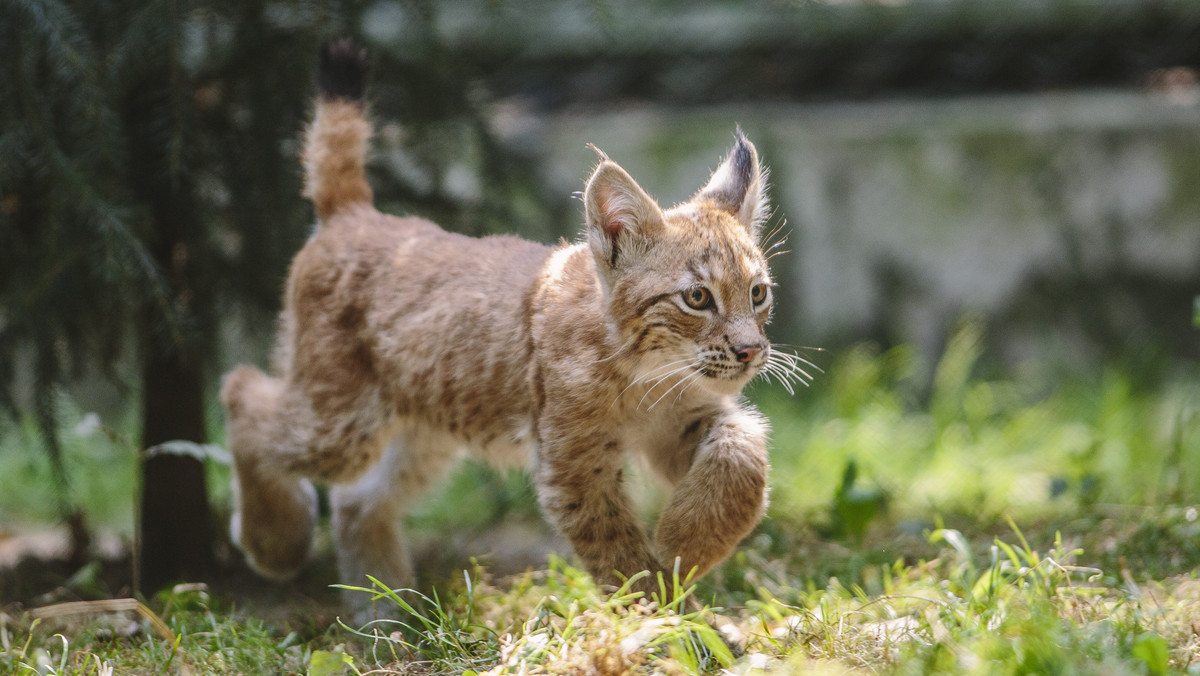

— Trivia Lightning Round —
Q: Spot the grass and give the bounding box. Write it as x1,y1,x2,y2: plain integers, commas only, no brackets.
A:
761,322,1200,528
2,320,1200,673
0,409,139,533
4,534,1199,674
1,584,343,674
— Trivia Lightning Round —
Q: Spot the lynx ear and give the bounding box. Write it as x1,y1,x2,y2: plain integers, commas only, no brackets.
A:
693,129,769,239
584,154,665,271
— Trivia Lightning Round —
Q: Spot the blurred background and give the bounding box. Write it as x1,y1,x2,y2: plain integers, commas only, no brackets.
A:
2,0,1199,599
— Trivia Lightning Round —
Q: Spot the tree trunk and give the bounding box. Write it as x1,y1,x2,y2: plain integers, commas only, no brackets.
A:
122,49,219,594
138,348,214,593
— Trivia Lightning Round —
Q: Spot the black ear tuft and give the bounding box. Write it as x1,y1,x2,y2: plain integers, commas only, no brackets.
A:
318,39,369,102
692,128,769,237
709,134,755,209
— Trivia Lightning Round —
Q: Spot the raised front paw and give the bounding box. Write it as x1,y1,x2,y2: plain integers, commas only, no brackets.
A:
655,405,769,578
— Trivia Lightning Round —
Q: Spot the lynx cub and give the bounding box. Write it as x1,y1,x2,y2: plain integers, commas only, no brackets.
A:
221,41,800,597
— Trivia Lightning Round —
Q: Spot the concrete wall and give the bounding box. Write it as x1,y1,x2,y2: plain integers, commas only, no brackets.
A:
529,91,1200,363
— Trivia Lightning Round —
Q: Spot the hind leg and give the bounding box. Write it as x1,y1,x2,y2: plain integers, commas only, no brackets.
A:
222,364,396,580
330,427,462,614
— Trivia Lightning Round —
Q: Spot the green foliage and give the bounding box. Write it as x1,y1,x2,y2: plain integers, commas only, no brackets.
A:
763,320,1200,529
0,401,138,529
308,648,358,676
408,461,540,533
828,459,886,544
1132,633,1171,676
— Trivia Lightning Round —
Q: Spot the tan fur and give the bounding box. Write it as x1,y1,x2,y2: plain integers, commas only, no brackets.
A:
222,82,787,600
302,100,373,220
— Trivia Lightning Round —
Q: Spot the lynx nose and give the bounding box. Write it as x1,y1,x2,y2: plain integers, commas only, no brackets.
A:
734,345,763,363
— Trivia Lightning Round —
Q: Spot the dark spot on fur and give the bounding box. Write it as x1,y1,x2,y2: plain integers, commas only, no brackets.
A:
336,304,364,331
345,342,374,379
531,368,546,415
632,326,654,351
634,292,673,318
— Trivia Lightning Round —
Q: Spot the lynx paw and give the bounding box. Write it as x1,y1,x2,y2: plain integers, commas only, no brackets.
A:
230,471,317,580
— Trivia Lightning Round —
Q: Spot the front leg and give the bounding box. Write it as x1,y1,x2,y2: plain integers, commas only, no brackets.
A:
655,403,769,579
534,426,663,591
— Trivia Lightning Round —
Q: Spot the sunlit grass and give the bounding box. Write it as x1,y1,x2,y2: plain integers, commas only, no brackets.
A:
0,584,332,674
5,531,1199,674
760,321,1200,528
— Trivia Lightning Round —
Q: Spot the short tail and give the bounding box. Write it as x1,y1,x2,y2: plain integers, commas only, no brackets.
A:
303,39,373,222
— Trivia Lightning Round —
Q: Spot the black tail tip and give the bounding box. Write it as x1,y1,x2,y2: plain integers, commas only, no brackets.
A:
318,38,368,102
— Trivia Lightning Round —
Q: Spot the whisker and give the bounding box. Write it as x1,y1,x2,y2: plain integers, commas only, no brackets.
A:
636,362,697,409
755,362,779,386
761,220,785,242
769,352,822,377
759,363,796,395
780,365,810,388
766,357,806,382
769,345,825,372
589,334,639,364
771,343,826,354
608,356,694,410
639,358,697,388
782,361,818,382
766,370,802,395
760,220,790,251
669,369,705,407
646,368,703,411
768,355,816,381
760,352,816,392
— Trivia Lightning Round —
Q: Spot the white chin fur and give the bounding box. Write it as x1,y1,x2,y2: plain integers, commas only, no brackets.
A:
703,371,755,396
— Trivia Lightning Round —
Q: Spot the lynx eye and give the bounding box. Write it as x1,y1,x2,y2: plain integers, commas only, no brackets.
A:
682,286,713,310
750,283,769,306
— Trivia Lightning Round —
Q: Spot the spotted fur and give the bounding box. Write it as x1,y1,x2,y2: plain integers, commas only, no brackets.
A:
222,42,784,601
